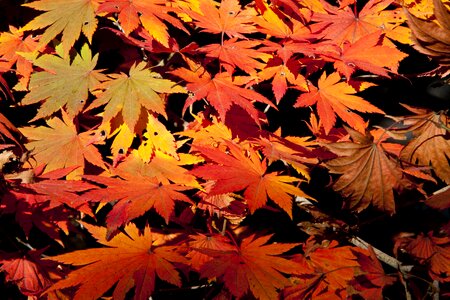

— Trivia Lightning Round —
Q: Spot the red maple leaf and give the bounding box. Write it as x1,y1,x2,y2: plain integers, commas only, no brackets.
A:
2,166,96,242
171,65,275,125
0,248,64,297
191,140,311,217
395,232,450,282
0,26,40,90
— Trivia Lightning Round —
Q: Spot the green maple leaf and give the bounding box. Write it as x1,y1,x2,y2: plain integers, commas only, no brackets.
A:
21,44,106,120
87,62,186,132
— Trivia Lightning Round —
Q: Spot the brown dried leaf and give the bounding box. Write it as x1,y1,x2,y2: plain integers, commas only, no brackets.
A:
324,126,411,214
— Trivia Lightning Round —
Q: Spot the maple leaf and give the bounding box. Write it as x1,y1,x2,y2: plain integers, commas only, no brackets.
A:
282,240,361,300
22,166,98,214
97,0,186,47
88,62,186,132
295,72,384,134
199,38,271,74
324,126,412,214
0,112,22,146
171,66,275,125
253,3,314,40
199,234,301,300
46,223,189,300
83,171,193,232
321,31,408,79
255,132,319,179
20,110,106,180
191,140,311,217
396,232,450,282
22,0,99,56
0,26,40,90
116,150,202,188
137,113,178,162
350,246,396,299
258,57,308,104
21,44,106,120
311,0,411,45
0,248,63,297
196,180,247,224
406,0,450,76
2,166,97,242
186,0,257,38
178,112,234,150
394,105,450,184
187,233,235,271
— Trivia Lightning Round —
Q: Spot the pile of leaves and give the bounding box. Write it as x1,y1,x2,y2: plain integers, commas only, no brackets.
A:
0,0,449,299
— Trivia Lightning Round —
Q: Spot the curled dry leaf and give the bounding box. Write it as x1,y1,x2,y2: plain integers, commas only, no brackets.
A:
405,0,450,76
393,105,450,184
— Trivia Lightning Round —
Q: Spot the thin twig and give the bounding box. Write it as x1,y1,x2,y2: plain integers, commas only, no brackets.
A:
349,236,413,272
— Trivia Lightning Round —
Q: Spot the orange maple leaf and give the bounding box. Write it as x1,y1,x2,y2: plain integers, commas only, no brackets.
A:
282,240,361,300
405,0,450,76
295,72,384,134
199,234,301,300
311,0,410,45
187,233,235,271
0,26,40,90
255,132,319,179
46,223,189,300
199,38,271,74
171,66,275,125
115,149,202,187
324,126,412,214
258,57,308,104
321,31,408,78
97,0,186,47
22,0,99,56
83,171,193,232
191,140,311,217
186,0,257,38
